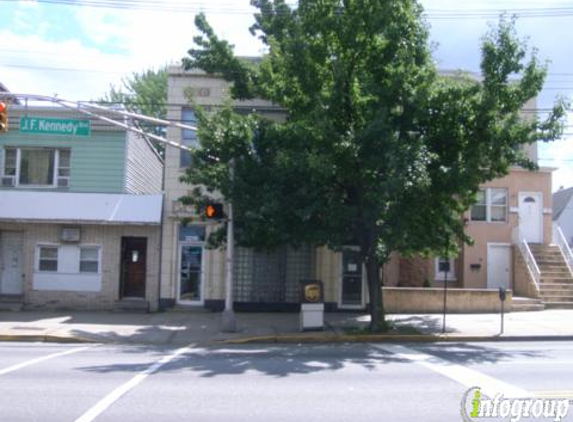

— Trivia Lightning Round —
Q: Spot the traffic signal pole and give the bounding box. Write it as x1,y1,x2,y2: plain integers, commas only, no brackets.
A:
0,93,197,150
221,158,237,332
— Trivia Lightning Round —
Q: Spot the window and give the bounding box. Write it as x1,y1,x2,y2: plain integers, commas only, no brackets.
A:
80,247,99,273
179,225,206,242
470,188,508,222
2,148,71,187
36,244,101,274
38,246,58,272
434,257,456,281
180,108,198,168
57,149,71,187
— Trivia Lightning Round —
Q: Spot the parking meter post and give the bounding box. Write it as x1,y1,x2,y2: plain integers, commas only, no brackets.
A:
499,287,506,335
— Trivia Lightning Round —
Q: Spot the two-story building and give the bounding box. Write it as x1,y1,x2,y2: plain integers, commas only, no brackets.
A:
0,105,164,311
159,65,567,313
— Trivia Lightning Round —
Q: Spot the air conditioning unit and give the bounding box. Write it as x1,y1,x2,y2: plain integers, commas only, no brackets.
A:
1,176,15,187
61,227,81,243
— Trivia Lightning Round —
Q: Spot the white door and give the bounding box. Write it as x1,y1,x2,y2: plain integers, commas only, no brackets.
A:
0,232,24,294
487,244,511,290
518,192,543,243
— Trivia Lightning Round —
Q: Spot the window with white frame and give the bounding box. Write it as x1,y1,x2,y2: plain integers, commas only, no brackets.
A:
180,108,198,168
80,247,99,273
434,257,456,281
38,246,59,272
470,188,508,222
2,147,71,187
36,244,101,274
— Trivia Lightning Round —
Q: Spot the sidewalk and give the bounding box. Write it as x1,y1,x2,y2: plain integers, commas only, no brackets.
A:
1,309,573,345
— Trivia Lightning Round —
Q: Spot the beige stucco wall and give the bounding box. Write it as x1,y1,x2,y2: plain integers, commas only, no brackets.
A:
162,68,549,308
383,287,512,313
512,246,540,298
0,222,160,311
161,67,284,304
462,167,552,289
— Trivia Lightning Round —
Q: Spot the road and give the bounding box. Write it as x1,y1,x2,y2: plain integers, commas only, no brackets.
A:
1,341,573,422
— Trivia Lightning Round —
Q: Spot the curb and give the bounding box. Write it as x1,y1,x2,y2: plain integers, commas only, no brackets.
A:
0,334,97,344
2,332,573,346
218,333,573,345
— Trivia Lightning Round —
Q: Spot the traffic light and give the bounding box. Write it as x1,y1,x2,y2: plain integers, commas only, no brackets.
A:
0,102,7,133
204,203,225,219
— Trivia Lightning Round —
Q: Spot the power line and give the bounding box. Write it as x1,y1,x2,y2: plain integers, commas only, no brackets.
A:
0,63,129,75
4,0,573,19
3,61,573,95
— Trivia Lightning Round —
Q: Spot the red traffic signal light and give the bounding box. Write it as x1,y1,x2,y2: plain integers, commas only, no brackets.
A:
204,203,224,219
0,102,7,133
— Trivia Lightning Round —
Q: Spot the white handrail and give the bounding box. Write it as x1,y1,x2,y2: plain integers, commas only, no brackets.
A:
512,226,541,293
552,224,573,277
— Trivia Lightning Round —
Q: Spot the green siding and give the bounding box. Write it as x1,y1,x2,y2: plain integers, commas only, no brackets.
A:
0,130,126,193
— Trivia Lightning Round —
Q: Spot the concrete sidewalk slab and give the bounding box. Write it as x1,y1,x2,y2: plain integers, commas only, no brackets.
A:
0,309,572,345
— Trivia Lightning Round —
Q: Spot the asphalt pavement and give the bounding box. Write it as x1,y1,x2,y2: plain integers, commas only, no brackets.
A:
1,341,573,422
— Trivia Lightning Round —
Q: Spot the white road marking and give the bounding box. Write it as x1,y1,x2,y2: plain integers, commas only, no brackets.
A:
374,344,530,398
74,345,193,422
0,346,93,376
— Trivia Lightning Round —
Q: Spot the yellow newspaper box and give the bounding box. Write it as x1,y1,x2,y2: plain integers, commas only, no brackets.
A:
300,280,324,331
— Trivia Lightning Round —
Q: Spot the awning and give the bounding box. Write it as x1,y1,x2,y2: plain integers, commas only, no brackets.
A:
0,191,163,225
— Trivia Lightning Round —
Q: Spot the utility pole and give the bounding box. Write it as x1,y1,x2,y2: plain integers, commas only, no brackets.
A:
221,158,237,332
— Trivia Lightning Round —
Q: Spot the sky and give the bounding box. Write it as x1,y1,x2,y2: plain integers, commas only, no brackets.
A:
1,0,572,191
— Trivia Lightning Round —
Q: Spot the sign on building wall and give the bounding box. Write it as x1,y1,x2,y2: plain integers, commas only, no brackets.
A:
19,117,91,137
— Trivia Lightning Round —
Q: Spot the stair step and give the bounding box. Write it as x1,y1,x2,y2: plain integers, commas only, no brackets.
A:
537,261,569,267
0,302,23,311
529,244,559,249
543,302,573,310
540,287,573,297
0,295,24,311
533,252,564,258
113,299,149,313
539,282,573,289
512,297,545,312
543,296,573,304
539,284,573,293
540,271,572,278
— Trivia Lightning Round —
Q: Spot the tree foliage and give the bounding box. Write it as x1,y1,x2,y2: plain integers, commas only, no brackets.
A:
181,1,566,331
99,67,168,153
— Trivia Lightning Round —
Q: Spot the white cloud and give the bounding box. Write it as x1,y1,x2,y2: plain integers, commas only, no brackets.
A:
1,0,572,190
1,0,264,102
0,30,131,100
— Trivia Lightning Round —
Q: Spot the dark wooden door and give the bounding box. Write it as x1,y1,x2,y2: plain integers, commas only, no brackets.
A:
120,237,147,298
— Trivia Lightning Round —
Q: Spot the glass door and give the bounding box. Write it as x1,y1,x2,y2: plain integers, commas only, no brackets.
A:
178,244,204,304
340,249,364,308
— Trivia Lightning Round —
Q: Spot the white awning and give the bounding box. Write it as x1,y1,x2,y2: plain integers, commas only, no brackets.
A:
0,191,163,225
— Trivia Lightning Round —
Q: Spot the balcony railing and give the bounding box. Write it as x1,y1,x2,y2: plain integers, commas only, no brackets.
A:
552,224,573,277
512,226,541,293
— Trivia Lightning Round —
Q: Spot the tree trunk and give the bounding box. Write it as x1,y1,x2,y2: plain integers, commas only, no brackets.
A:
365,247,387,332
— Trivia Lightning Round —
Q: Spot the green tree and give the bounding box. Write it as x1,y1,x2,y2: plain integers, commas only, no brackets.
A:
181,2,566,331
99,67,168,153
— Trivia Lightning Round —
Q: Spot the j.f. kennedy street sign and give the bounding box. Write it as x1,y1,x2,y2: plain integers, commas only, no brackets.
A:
20,116,91,137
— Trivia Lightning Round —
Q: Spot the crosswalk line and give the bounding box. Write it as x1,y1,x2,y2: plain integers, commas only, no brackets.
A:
373,344,530,399
0,345,93,376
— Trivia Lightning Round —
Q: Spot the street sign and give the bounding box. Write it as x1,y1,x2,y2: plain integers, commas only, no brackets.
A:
19,117,91,137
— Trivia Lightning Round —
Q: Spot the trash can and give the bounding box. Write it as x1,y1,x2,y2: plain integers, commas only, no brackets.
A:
299,279,324,331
